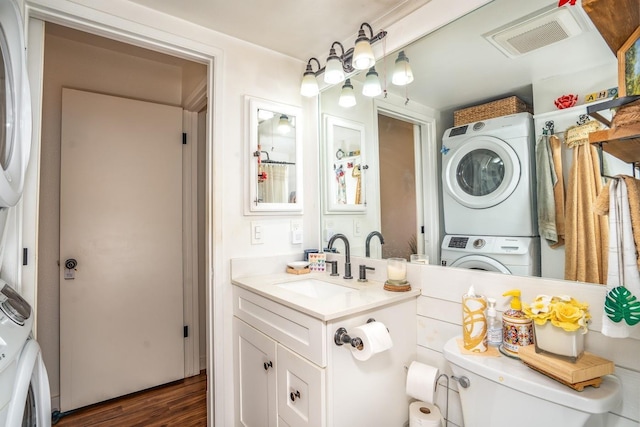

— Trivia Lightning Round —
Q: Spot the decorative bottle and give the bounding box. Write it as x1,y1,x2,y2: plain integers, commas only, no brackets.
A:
501,289,534,358
486,298,502,347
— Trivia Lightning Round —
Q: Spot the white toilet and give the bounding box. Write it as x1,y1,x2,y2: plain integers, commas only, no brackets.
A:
443,337,621,427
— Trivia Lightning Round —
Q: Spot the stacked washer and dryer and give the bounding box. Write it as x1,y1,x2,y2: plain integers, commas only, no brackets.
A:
0,0,52,426
440,112,541,276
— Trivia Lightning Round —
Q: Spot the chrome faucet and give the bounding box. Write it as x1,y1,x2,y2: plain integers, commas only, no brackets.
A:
365,231,385,258
327,233,352,279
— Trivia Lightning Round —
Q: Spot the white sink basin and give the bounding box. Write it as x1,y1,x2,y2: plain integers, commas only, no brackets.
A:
275,279,356,299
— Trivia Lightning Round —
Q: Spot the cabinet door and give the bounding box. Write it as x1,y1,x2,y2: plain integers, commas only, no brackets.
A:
236,318,278,427
277,344,325,427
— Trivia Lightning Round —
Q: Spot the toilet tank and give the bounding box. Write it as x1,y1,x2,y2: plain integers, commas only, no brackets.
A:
443,337,621,427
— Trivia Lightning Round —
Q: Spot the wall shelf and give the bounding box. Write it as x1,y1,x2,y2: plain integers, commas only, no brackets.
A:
582,0,639,54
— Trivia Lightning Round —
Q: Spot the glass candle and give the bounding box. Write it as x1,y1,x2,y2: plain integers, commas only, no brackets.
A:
386,258,407,283
410,254,429,264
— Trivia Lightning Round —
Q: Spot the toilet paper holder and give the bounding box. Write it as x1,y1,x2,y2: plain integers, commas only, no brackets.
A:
334,318,377,349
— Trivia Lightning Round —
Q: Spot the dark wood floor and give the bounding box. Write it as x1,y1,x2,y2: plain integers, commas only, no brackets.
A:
55,371,207,426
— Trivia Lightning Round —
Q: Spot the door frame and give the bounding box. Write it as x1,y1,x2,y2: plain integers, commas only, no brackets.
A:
373,100,440,264
22,4,223,426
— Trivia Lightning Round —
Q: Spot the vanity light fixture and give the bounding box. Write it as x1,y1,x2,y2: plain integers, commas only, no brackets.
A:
338,79,356,108
362,67,382,97
352,23,376,70
324,42,346,84
299,23,388,97
300,57,321,97
392,50,414,86
277,114,292,134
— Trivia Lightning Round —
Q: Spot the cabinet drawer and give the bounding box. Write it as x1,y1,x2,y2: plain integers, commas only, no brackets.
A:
234,286,327,366
277,344,325,427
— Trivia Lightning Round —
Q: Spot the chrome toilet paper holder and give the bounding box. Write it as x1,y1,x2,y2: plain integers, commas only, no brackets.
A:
334,318,377,349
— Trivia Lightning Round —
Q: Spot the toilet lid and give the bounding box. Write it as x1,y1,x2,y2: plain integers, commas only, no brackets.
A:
0,0,31,207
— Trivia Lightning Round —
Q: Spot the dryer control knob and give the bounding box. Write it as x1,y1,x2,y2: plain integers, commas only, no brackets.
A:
473,238,486,249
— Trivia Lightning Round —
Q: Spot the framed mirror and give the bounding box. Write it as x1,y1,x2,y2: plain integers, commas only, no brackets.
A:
323,115,366,213
245,96,302,214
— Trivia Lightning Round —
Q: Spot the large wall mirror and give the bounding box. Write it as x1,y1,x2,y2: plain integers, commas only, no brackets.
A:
245,96,303,214
317,0,621,286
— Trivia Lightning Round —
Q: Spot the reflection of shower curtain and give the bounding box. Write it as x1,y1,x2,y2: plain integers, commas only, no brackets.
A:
258,164,289,203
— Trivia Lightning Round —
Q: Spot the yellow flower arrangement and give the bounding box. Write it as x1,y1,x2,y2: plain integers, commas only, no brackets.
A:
523,295,591,334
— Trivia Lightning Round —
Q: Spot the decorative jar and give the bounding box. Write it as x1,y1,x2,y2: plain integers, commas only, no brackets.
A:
534,322,584,362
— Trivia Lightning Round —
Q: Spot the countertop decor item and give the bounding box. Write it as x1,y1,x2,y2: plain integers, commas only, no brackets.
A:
523,294,591,362
554,93,578,109
384,257,411,292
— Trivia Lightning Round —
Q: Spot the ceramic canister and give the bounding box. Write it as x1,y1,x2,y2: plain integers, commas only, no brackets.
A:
501,308,534,356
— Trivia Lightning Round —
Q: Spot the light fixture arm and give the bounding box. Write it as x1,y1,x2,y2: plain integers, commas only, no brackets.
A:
306,57,321,72
311,27,387,77
359,22,374,39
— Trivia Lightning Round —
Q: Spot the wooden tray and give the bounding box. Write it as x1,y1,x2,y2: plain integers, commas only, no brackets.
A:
518,345,614,391
286,267,310,275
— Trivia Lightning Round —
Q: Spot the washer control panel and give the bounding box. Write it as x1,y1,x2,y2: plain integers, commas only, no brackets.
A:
0,283,31,325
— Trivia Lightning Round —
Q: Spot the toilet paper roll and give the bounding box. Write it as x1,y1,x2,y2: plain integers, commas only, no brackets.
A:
405,361,439,403
349,321,393,361
409,401,443,427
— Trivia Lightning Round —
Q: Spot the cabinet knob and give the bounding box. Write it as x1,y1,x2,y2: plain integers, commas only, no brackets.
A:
263,361,273,371
289,390,301,402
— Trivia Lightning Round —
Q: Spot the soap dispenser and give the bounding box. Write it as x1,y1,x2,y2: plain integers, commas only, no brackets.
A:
501,289,533,358
486,298,502,347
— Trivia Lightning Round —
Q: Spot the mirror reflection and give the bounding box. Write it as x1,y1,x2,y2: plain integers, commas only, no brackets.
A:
256,109,297,204
246,96,302,213
324,115,366,211
318,0,622,285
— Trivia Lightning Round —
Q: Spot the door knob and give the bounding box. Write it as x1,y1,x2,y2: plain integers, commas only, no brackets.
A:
65,259,78,269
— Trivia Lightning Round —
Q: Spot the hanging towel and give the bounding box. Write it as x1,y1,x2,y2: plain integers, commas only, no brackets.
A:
600,177,640,338
535,134,566,247
536,134,558,244
550,135,566,247
623,175,640,269
564,141,608,284
595,175,640,269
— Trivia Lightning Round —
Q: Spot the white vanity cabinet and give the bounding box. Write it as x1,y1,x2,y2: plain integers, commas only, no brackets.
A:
235,318,326,427
233,282,418,427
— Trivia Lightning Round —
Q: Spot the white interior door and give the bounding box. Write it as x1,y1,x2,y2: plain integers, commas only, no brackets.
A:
60,88,184,411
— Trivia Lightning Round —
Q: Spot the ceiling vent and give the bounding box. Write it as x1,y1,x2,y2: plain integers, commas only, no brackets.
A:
483,5,586,58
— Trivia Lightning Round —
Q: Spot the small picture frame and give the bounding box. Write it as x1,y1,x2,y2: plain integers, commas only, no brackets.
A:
617,26,640,97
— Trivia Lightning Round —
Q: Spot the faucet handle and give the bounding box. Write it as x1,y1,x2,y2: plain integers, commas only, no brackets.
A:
326,260,339,276
358,265,375,282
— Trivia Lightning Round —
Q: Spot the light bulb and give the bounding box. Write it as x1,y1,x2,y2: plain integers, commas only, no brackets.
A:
392,50,414,86
362,67,382,97
324,48,345,84
300,64,319,97
338,79,356,108
352,29,375,70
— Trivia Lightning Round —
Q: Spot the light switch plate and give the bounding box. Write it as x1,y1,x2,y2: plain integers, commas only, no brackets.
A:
251,221,264,245
291,220,303,244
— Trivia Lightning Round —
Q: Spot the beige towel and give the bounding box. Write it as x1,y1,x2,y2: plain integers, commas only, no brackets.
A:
550,135,565,247
594,175,640,269
565,142,608,284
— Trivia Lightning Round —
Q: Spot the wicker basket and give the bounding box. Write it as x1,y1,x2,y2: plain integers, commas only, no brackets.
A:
612,99,640,128
454,96,533,126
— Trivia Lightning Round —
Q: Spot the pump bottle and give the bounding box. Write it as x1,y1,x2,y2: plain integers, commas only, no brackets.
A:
501,289,533,357
486,298,502,347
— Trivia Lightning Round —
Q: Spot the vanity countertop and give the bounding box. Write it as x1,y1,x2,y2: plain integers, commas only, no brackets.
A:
232,272,420,321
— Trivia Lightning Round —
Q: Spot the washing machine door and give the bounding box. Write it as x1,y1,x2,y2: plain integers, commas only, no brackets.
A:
443,135,520,209
0,0,31,207
449,254,511,274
